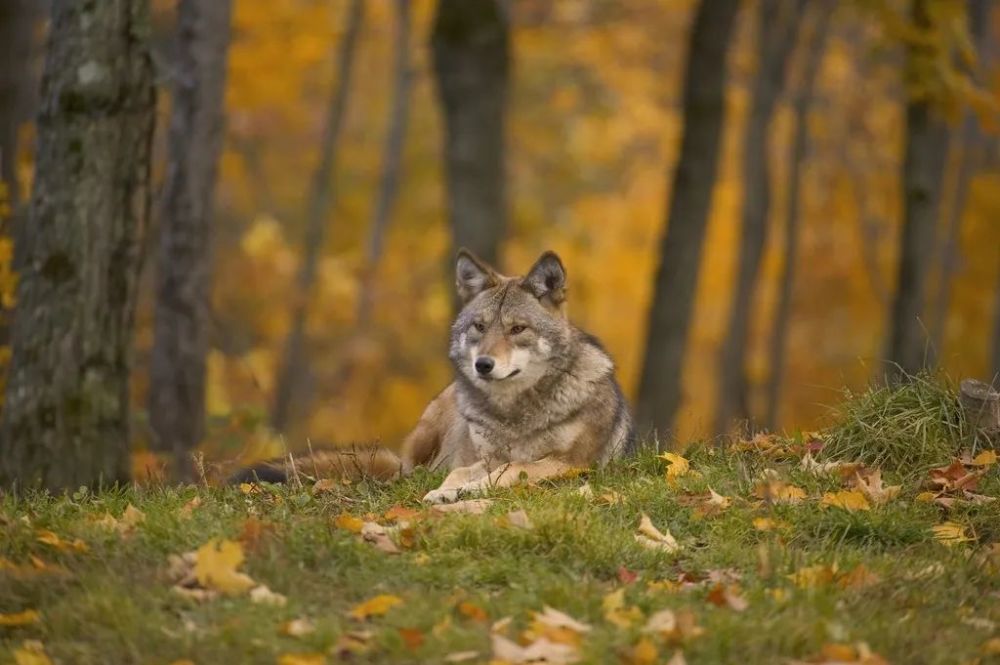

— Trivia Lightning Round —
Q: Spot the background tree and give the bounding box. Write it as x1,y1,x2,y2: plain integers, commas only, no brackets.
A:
886,0,950,379
0,0,156,490
148,0,232,481
271,0,364,432
715,0,807,434
765,1,836,430
431,0,510,268
635,0,741,437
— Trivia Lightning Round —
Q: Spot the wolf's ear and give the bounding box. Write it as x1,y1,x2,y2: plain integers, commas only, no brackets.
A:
456,248,499,303
523,251,567,307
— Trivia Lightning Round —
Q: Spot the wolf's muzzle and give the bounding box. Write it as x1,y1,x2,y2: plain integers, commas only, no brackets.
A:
474,356,495,376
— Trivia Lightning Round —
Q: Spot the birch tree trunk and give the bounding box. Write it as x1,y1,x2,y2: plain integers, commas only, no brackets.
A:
0,0,156,490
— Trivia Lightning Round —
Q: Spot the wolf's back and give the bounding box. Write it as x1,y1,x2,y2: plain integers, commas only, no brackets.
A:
228,446,404,484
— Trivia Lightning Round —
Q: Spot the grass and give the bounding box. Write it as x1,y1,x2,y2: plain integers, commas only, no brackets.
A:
2,380,999,664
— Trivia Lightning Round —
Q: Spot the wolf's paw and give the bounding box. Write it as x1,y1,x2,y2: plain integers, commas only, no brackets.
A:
422,487,461,504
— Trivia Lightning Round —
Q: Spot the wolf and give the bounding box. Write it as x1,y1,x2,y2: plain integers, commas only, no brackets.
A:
233,249,635,503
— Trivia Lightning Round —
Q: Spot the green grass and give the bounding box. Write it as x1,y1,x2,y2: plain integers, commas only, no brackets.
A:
2,438,999,664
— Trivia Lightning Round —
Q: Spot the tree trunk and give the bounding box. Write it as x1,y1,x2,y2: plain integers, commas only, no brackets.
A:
0,0,38,216
886,0,950,380
0,0,156,491
764,1,834,431
715,0,807,435
148,0,232,481
355,0,412,331
992,265,1000,382
635,0,740,438
271,0,363,432
929,0,989,359
431,0,509,268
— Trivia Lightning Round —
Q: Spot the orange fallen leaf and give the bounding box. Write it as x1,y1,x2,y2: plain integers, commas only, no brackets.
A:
398,627,424,649
706,583,748,611
821,491,871,512
0,610,40,626
384,505,422,522
334,513,364,533
458,601,489,623
348,594,404,620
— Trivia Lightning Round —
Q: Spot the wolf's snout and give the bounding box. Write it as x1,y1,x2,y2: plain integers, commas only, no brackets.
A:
474,356,495,376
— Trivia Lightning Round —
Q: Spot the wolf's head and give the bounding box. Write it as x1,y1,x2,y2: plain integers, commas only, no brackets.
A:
449,249,573,395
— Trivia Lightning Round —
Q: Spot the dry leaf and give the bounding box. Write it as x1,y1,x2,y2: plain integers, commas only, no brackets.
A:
752,517,789,532
312,478,338,493
280,618,316,637
838,564,881,590
334,513,364,533
851,470,900,506
250,584,287,606
788,641,889,665
635,514,680,553
627,637,659,665
753,478,806,504
533,606,592,634
821,491,871,512
36,530,88,553
348,594,404,620
931,521,973,546
705,583,748,611
982,637,1000,655
0,610,40,626
431,499,493,514
603,588,643,629
787,563,837,589
384,505,423,522
598,490,625,505
929,460,984,493
12,640,53,665
277,653,326,665
194,538,256,595
643,609,703,643
970,450,998,466
660,452,690,482
333,629,373,657
179,496,202,518
491,633,580,664
443,651,480,663
398,627,425,649
457,601,489,623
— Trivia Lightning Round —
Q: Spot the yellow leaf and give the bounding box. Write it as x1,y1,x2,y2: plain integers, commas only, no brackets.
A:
752,517,789,531
36,530,89,553
277,653,326,665
12,641,52,665
787,563,837,589
603,588,643,629
280,618,316,637
348,594,404,620
0,610,40,626
916,491,937,502
821,491,871,512
659,453,689,481
635,514,680,553
194,538,256,595
627,637,659,665
334,513,364,533
971,450,998,466
931,521,972,546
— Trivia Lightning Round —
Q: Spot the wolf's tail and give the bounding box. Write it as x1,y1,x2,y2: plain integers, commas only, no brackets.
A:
228,445,405,485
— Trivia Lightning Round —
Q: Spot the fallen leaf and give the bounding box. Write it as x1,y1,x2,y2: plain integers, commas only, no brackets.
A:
787,563,837,589
384,505,423,522
36,530,88,553
627,637,659,665
491,633,580,664
533,606,592,634
603,589,643,629
280,618,316,637
929,459,984,493
12,640,53,665
598,490,625,506
838,564,881,590
970,450,998,467
931,521,973,546
617,566,638,584
642,609,703,643
821,491,871,512
277,653,326,665
334,513,364,533
312,478,338,493
0,610,40,626
458,601,489,623
982,637,1000,655
348,594,404,620
753,477,806,504
431,499,493,514
194,538,256,595
250,584,287,606
333,629,373,657
800,452,861,477
752,517,789,532
238,517,272,551
398,627,424,649
360,522,400,554
788,641,889,665
705,583,748,611
443,651,479,663
660,452,690,482
635,514,680,553
851,470,901,506
178,496,202,518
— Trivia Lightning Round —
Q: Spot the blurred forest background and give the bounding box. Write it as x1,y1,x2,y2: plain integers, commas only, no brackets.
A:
0,0,998,488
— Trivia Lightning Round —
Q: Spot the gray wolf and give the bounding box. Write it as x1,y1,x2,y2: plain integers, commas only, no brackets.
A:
233,249,635,502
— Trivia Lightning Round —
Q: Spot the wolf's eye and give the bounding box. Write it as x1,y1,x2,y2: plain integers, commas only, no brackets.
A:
510,325,527,335
473,322,485,333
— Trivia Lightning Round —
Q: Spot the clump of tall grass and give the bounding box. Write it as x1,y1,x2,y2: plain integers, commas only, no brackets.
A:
820,371,970,476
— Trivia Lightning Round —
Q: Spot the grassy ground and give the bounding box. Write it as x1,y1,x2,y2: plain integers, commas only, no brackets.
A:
2,379,1000,664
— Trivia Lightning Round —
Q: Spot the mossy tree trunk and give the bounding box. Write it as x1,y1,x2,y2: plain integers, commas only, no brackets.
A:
0,0,156,491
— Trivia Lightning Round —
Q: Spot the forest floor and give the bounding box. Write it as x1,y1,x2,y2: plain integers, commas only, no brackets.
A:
2,377,1000,665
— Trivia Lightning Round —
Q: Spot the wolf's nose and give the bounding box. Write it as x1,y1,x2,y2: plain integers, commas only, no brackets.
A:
474,356,495,376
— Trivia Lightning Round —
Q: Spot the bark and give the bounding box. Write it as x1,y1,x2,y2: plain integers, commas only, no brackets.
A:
271,0,363,432
148,0,232,481
764,2,834,431
431,0,510,268
0,0,156,491
0,0,38,215
355,0,412,331
886,0,950,380
929,0,989,358
993,265,1000,382
635,0,740,437
715,0,807,435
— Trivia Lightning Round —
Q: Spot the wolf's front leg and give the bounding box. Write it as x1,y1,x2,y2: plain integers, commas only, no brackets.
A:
422,461,489,504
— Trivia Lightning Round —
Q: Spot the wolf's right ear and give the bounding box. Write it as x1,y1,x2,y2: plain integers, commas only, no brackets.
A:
456,249,499,303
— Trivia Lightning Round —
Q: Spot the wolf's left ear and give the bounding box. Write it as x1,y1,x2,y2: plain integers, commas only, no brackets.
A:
456,248,499,303
523,251,567,307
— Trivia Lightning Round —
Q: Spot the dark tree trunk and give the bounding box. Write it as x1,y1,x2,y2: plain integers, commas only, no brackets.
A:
635,0,740,438
886,0,950,380
148,0,232,481
271,0,363,432
0,0,156,491
431,0,509,268
764,1,834,431
929,0,989,359
715,0,807,435
0,0,38,215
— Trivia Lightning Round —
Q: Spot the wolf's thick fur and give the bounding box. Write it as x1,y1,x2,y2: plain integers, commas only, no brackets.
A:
235,250,635,503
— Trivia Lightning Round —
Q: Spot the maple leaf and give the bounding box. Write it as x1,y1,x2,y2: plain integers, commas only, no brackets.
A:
850,470,900,506
635,514,680,553
821,491,871,512
659,452,690,482
194,538,256,595
360,522,401,554
800,452,862,477
0,610,41,626
533,606,593,634
931,521,973,546
928,459,983,493
348,594,404,620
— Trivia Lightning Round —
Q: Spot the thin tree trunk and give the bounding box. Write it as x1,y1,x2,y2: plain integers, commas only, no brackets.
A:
431,0,509,269
271,0,363,432
929,0,989,359
355,0,412,331
886,0,950,380
148,0,232,481
764,1,834,431
0,0,156,491
715,0,807,435
635,0,741,438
